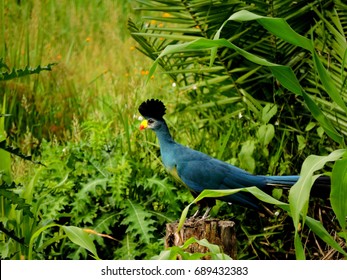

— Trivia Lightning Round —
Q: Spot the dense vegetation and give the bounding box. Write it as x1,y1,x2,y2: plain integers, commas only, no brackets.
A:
0,0,346,260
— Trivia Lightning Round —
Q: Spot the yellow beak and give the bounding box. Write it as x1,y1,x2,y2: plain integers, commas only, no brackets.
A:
139,119,148,130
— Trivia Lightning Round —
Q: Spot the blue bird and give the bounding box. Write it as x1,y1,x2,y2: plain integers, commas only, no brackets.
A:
138,99,329,218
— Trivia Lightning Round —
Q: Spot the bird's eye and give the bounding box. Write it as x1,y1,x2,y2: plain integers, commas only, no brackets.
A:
148,119,154,124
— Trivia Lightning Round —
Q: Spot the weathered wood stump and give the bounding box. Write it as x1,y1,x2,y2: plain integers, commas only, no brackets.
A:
165,219,236,259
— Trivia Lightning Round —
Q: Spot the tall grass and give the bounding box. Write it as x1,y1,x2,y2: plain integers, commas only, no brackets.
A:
1,0,166,144
2,0,345,260
1,0,177,260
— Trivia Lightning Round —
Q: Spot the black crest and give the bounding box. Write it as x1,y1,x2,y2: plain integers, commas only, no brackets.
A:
138,99,166,120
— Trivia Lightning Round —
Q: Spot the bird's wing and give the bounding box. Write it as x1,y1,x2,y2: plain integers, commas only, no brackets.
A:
174,148,266,208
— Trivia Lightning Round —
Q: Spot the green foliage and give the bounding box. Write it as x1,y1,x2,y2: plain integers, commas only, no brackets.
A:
331,157,347,241
0,182,33,218
0,35,59,259
147,33,344,144
121,199,156,244
0,59,56,81
1,119,185,259
61,226,99,259
152,237,232,260
176,154,347,259
130,0,347,259
0,140,45,165
288,150,347,259
129,0,346,156
2,0,347,260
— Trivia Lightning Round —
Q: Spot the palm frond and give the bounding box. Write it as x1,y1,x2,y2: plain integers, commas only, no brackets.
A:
129,0,347,141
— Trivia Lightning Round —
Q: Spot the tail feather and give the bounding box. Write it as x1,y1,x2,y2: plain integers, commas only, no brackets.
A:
265,175,299,187
264,175,330,198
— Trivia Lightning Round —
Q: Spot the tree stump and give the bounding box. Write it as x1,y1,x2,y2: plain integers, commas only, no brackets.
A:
165,219,236,259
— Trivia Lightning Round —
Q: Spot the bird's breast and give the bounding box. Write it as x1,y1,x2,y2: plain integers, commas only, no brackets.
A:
167,165,186,186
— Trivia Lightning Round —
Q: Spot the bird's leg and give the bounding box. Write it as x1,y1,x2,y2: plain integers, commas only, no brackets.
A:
201,206,212,219
191,207,201,220
188,198,214,220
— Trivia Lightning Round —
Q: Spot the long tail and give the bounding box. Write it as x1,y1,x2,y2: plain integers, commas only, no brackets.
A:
265,175,299,187
264,175,330,198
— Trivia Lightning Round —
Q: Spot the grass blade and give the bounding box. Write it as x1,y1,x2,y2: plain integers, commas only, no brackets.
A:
331,156,347,239
305,216,347,257
289,150,345,229
62,226,99,259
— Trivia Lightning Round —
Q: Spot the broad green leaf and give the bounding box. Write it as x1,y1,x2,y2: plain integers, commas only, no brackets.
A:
151,249,173,260
342,48,347,82
182,237,232,260
246,187,289,211
0,183,34,219
210,47,218,67
177,204,190,234
177,189,242,232
62,226,99,259
152,237,231,260
269,66,302,95
331,157,347,238
294,233,305,260
312,51,347,112
289,150,346,235
238,140,256,172
131,32,200,41
262,104,277,124
0,149,11,183
299,89,343,144
177,183,347,258
305,216,347,256
258,124,275,146
177,187,290,232
181,237,232,260
305,122,316,131
193,238,221,255
148,35,344,144
297,135,306,151
216,10,312,51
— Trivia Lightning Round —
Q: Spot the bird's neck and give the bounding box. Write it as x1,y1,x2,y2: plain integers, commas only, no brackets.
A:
154,122,175,147
154,121,177,170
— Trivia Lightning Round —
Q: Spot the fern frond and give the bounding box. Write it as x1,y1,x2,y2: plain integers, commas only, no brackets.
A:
0,182,33,218
0,61,56,81
0,140,45,166
121,199,156,244
115,233,139,260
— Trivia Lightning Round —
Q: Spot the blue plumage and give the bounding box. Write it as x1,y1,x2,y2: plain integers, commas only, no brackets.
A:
138,99,328,215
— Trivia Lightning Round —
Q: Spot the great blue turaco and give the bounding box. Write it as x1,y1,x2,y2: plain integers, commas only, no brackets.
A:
138,99,330,218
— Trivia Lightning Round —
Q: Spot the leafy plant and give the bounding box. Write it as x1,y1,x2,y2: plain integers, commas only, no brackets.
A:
129,1,347,259
175,150,347,259
129,0,345,158
121,199,156,245
2,0,346,260
0,59,56,81
0,55,59,259
152,237,232,260
1,118,187,259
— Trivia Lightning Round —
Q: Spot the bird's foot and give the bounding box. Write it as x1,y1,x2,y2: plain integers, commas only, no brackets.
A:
192,209,200,219
187,208,200,222
201,206,211,220
187,206,211,222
